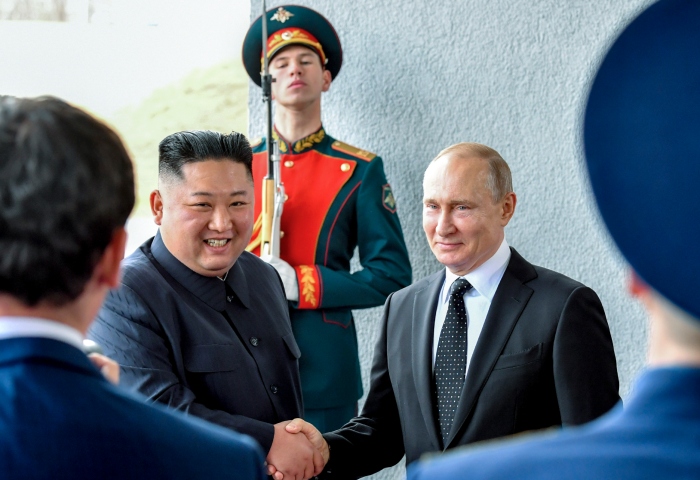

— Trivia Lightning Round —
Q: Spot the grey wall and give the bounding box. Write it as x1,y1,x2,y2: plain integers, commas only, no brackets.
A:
248,1,655,478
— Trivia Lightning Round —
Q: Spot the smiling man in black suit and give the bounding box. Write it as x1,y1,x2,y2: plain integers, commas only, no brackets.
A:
89,130,325,480
275,142,620,478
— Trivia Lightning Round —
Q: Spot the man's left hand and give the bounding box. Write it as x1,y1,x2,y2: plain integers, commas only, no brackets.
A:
88,353,120,385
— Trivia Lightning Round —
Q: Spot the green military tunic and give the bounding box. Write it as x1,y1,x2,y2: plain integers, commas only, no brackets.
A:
249,126,411,420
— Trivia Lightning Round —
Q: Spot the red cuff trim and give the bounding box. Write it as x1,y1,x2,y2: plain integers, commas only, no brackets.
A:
296,265,321,309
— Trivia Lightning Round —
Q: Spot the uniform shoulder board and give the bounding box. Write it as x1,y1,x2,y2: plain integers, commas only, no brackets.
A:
331,140,376,161
249,137,263,148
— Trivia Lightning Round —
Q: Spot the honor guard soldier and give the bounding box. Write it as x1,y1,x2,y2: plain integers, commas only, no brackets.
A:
242,5,412,432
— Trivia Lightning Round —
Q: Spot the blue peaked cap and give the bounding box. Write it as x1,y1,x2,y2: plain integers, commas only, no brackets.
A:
584,0,700,320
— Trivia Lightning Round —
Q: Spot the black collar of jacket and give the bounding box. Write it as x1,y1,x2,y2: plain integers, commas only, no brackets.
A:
149,231,250,311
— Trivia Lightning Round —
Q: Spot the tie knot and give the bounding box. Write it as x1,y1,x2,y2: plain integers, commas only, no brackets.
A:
450,278,472,297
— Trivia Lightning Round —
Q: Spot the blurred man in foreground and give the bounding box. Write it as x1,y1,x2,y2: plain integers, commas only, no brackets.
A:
0,96,265,479
408,0,700,478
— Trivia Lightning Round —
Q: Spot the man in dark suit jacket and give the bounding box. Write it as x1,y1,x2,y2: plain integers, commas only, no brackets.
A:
0,96,265,479
89,130,324,479
274,142,619,478
408,1,700,478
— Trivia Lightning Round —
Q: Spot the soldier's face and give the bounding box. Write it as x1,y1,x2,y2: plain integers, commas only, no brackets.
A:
422,154,515,276
269,45,331,109
151,159,255,277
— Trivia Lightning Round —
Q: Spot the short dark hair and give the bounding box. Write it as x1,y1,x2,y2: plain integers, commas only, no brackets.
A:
158,130,253,182
0,96,135,306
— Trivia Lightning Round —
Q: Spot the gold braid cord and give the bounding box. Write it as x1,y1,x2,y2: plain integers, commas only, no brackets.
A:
246,213,263,252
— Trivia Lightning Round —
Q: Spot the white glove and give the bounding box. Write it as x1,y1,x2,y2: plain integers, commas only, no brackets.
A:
261,255,299,302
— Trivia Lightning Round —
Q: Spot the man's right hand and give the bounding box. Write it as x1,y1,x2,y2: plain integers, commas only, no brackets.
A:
267,421,325,480
261,255,300,302
285,418,329,464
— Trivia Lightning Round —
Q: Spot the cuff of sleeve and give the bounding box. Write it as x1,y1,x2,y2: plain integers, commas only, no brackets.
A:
295,265,321,309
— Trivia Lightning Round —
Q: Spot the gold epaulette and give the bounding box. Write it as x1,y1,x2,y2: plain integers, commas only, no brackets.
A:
331,140,376,162
250,137,263,148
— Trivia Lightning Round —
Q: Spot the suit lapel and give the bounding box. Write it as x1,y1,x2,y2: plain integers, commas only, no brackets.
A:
412,270,445,446
446,249,536,447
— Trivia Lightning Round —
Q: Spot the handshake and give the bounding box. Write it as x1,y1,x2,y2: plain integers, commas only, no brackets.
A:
266,418,330,480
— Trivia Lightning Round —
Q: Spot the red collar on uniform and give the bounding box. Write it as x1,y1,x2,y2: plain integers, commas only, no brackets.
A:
273,126,326,154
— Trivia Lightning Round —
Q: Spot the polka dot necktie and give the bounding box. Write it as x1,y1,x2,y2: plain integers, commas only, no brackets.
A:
434,277,472,444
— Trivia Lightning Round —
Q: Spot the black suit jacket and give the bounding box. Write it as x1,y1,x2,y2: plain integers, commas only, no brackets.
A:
323,248,619,476
89,233,303,453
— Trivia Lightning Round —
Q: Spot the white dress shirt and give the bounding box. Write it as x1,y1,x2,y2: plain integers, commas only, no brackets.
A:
0,316,84,350
432,238,511,376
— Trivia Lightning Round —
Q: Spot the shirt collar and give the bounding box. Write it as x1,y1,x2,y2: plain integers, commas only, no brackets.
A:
272,125,327,155
442,238,511,304
0,316,84,351
150,231,250,311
